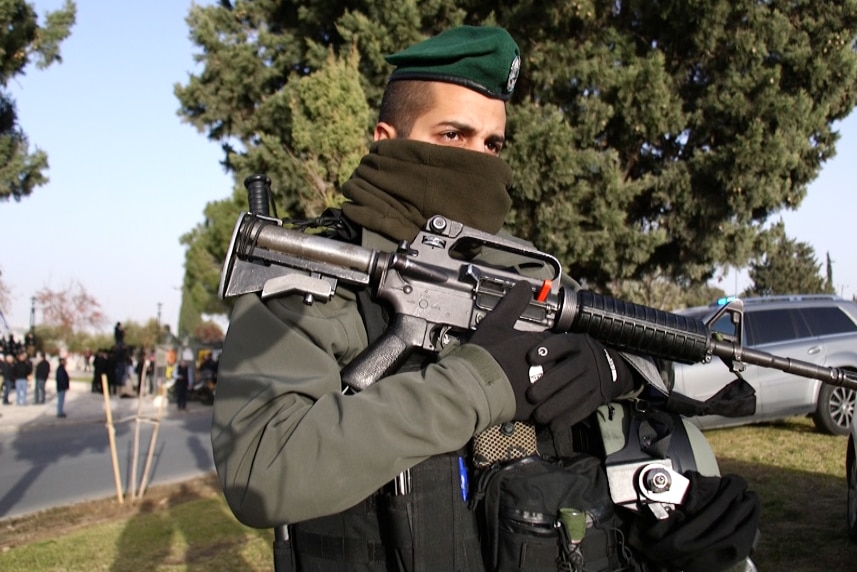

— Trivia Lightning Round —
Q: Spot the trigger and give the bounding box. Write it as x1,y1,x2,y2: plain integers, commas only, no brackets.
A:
432,325,455,350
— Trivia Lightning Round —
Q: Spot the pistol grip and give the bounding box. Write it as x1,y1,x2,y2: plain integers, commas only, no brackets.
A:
341,314,428,392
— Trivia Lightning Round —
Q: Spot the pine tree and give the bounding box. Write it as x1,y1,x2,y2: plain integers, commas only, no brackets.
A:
0,0,75,202
744,222,835,296
826,252,834,293
176,36,369,336
175,0,857,322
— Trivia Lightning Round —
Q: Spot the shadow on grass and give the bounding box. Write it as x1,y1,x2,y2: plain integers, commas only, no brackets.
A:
715,432,857,572
110,481,270,571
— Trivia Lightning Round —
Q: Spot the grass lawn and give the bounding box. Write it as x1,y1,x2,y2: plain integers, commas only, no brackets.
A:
705,416,856,571
1,416,855,570
0,474,272,571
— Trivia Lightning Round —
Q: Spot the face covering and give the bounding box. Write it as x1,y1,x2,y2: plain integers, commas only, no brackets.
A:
341,139,513,242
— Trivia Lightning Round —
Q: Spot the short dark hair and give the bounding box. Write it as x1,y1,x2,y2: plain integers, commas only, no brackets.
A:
378,80,436,138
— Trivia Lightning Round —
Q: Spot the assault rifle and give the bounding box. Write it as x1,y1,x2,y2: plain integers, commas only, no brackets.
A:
218,189,857,395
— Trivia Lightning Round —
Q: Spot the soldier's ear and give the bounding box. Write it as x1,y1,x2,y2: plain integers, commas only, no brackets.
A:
374,122,397,141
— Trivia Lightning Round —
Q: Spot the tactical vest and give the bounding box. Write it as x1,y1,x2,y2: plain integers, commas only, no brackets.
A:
291,449,484,571
288,284,485,572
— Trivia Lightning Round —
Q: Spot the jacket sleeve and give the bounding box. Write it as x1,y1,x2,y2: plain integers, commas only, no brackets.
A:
211,289,516,528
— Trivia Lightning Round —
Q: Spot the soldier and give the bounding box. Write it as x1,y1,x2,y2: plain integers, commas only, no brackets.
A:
212,26,759,572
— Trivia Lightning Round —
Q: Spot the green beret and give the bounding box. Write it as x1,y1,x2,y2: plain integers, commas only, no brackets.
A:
385,26,521,101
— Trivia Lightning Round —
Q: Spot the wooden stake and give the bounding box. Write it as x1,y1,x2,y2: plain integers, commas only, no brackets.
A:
137,380,167,498
129,359,149,501
101,374,124,504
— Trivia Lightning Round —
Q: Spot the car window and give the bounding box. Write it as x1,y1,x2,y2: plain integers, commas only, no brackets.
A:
681,307,736,337
709,314,736,337
800,306,857,336
744,308,811,346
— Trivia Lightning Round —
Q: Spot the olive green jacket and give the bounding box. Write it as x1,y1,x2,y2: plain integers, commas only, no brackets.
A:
211,230,531,529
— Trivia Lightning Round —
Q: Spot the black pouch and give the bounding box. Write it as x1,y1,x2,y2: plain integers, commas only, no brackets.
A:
473,454,631,572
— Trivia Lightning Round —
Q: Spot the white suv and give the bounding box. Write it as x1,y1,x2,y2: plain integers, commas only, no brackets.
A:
673,294,857,436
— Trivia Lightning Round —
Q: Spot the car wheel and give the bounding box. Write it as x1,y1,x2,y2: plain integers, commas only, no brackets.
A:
848,436,857,542
812,383,856,436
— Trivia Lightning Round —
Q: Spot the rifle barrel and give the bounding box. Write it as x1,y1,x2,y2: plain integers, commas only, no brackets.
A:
565,289,857,391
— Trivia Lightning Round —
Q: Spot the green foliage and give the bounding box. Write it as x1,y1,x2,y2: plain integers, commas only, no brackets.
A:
65,328,111,354
503,0,857,288
0,0,75,202
504,100,665,287
178,195,245,337
121,318,163,350
176,0,857,320
33,318,161,355
744,222,836,296
611,275,727,311
825,252,834,289
285,47,370,213
31,323,60,355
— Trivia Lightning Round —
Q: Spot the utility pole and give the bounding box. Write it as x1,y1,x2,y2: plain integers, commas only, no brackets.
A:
29,296,35,333
156,302,162,344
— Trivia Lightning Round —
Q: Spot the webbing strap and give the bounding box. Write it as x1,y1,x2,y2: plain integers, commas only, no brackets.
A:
356,288,389,345
292,529,387,563
273,526,295,572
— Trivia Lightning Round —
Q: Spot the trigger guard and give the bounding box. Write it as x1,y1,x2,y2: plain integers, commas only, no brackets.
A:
432,325,456,350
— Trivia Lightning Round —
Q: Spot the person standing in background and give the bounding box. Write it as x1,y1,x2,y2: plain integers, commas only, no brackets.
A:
13,350,32,406
55,357,69,418
1,354,13,405
92,349,108,394
174,359,189,411
114,322,125,347
34,352,50,404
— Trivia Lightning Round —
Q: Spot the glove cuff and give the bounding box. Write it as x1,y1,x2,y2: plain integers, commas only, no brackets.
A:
598,346,636,401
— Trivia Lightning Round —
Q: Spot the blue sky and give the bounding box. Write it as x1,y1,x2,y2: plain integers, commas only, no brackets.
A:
0,1,855,336
0,0,231,335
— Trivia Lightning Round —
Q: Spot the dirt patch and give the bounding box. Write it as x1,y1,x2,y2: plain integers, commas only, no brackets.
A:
0,473,222,551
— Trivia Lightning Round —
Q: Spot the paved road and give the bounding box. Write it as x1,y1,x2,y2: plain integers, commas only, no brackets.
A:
0,409,214,520
0,378,216,521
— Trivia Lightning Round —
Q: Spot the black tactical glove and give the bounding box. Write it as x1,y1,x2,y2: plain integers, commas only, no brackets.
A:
467,281,551,420
629,471,761,572
526,333,635,428
468,281,635,425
